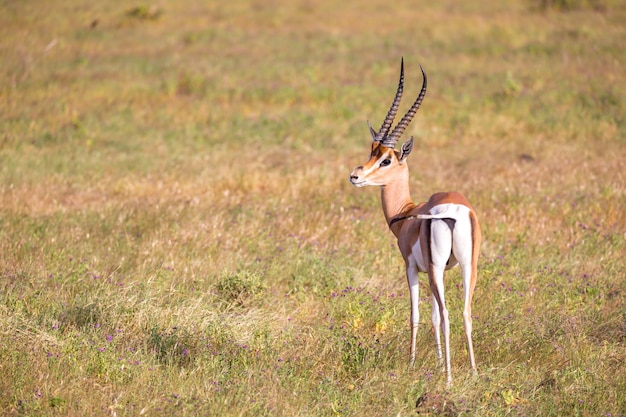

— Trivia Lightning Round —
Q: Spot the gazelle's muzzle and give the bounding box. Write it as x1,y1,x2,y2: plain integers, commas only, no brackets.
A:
349,167,366,187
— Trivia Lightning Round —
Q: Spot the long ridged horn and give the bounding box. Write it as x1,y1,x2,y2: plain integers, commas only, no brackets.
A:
371,58,405,142
381,64,427,148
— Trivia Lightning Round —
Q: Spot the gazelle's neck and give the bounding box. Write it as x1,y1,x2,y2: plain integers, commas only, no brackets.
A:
380,167,416,234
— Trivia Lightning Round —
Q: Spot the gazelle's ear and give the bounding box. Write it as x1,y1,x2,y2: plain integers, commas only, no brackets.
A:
400,137,414,161
367,121,378,141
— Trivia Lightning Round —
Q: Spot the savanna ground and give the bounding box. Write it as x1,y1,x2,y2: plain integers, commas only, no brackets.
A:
1,0,625,415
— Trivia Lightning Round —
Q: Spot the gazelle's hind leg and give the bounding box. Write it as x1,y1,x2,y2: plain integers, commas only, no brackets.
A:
452,213,480,372
431,294,442,363
460,261,477,371
429,219,453,384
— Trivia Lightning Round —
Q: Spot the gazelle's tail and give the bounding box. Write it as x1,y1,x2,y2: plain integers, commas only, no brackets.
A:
417,206,452,220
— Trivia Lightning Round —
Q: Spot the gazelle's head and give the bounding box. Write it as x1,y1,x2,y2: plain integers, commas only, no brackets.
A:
349,59,427,188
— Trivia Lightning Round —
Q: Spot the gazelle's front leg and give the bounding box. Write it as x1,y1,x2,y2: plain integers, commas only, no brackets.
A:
406,263,420,366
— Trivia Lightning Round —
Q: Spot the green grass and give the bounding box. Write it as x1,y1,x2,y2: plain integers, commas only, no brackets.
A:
1,0,625,415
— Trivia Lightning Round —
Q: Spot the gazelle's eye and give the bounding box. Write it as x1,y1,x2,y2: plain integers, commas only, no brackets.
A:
380,159,391,167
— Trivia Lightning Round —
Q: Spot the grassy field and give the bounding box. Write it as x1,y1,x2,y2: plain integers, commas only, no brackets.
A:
1,0,625,415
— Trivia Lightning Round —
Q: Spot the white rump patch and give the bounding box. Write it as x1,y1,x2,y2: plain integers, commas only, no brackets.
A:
417,203,470,220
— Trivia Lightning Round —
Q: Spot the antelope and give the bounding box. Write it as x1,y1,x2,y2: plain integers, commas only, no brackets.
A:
349,59,481,384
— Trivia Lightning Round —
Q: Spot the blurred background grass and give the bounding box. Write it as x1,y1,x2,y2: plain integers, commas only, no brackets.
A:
1,0,625,415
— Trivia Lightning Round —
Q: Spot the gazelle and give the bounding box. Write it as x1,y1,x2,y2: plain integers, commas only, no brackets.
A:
349,59,481,384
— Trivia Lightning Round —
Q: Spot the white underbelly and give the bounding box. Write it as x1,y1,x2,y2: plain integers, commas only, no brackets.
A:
412,239,428,272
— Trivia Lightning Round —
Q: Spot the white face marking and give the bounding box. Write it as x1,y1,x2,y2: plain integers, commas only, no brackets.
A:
349,144,398,187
